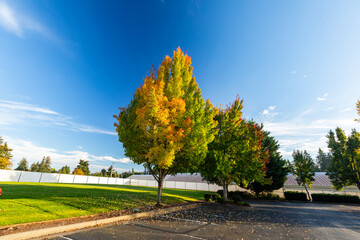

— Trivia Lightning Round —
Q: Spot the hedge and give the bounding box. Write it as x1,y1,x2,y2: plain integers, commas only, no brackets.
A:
311,193,360,204
284,191,308,201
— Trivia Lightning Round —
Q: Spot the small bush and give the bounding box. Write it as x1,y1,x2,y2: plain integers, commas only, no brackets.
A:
256,193,280,200
212,193,221,201
232,195,242,203
233,191,253,199
311,193,360,204
204,193,212,202
216,197,225,204
284,191,308,201
216,190,224,197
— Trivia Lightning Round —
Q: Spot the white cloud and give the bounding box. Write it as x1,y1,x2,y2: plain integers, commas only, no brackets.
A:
290,70,297,74
0,99,116,135
262,105,277,117
303,75,308,78
263,116,359,160
5,136,130,171
316,93,329,101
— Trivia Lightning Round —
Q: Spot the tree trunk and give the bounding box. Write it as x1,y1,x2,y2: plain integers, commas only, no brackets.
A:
223,183,228,202
156,175,165,206
304,185,311,201
356,182,360,191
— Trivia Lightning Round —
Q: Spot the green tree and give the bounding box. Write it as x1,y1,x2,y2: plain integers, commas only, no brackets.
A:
15,158,28,171
75,160,90,175
38,156,51,173
30,162,40,172
58,165,70,174
114,48,217,205
200,98,268,201
316,148,332,172
327,128,360,190
107,165,114,177
246,128,289,195
101,168,107,177
292,150,316,200
0,137,13,170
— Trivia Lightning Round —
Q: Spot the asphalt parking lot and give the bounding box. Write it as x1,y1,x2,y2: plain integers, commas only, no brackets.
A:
49,201,360,240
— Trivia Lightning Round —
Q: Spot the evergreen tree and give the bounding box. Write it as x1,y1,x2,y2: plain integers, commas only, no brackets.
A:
15,158,28,171
246,128,289,195
114,48,217,205
30,162,40,172
292,150,316,200
316,148,332,172
107,165,114,177
38,156,51,173
0,137,13,170
59,165,70,174
101,168,107,177
75,160,90,175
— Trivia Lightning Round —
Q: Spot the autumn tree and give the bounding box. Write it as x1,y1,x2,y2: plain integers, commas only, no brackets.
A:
200,98,268,201
15,158,28,171
59,165,70,174
327,128,360,190
0,137,13,170
246,127,289,195
114,48,217,205
75,160,90,175
72,168,84,175
291,150,316,200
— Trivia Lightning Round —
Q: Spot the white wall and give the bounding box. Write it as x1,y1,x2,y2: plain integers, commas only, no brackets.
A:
0,169,235,192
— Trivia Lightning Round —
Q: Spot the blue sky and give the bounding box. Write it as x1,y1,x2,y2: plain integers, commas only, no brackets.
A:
0,0,359,173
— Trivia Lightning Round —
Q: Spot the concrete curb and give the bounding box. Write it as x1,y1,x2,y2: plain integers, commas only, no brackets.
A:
0,203,202,240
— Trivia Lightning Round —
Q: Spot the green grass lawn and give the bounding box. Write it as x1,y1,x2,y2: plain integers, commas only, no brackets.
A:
0,182,208,226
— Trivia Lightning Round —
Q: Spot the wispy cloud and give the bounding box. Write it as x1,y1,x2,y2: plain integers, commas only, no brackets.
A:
0,1,22,36
303,75,308,79
5,136,130,171
339,107,352,113
0,1,67,52
316,93,329,101
290,70,297,74
0,99,116,135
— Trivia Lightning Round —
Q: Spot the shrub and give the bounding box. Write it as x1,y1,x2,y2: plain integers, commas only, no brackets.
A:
216,190,224,197
233,191,253,199
228,191,235,199
204,193,212,202
216,197,225,203
311,193,360,204
256,193,280,200
212,193,221,201
284,191,308,201
232,195,242,203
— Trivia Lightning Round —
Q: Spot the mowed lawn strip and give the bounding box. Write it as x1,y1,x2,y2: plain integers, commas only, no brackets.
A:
0,182,207,226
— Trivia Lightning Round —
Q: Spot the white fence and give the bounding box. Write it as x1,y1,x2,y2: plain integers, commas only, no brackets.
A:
0,169,240,192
